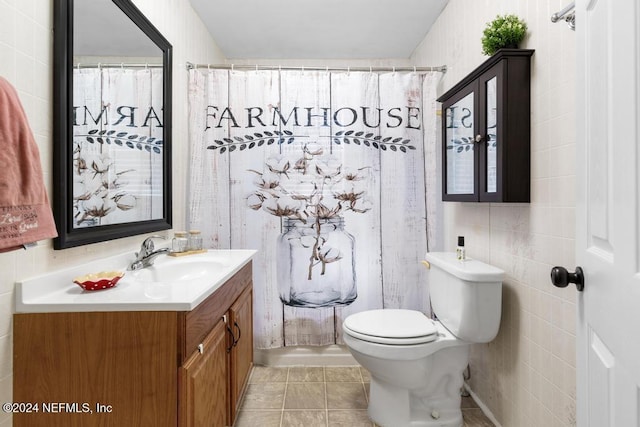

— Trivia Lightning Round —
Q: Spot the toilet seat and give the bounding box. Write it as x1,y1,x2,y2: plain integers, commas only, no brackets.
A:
343,309,438,345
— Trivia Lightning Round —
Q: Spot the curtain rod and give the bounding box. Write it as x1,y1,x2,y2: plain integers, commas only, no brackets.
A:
74,63,163,69
185,62,447,73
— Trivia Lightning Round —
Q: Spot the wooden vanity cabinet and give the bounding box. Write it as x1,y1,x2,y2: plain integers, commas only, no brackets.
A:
13,262,253,427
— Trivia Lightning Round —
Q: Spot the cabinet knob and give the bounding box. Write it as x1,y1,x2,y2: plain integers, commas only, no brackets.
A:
474,134,483,143
197,343,204,354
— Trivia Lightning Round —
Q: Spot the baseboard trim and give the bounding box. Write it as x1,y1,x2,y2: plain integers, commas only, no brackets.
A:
463,382,502,427
254,345,357,366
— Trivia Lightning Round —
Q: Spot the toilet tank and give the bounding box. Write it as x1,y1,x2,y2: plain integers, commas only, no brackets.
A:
424,252,504,343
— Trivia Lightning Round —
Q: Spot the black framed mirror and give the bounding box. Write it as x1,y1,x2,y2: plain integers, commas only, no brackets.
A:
53,0,172,249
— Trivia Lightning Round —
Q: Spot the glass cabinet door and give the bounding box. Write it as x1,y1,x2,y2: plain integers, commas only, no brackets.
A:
444,91,476,197
485,76,498,194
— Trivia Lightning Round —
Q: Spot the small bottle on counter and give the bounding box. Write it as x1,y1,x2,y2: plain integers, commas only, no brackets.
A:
456,236,466,261
172,231,188,253
188,230,203,251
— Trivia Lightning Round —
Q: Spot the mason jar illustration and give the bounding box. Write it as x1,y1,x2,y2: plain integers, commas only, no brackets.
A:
277,217,356,308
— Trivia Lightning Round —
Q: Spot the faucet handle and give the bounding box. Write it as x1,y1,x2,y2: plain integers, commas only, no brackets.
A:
141,235,166,253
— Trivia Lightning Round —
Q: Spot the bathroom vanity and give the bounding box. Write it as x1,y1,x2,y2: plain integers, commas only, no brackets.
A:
13,249,256,427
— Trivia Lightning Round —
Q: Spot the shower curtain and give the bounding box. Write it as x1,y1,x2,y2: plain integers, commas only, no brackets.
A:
188,68,440,348
73,67,164,228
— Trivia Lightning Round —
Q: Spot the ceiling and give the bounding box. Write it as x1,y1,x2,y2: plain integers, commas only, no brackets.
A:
189,0,450,59
75,0,162,57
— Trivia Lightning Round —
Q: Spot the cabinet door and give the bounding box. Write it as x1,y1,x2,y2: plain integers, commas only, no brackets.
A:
442,83,479,201
179,318,229,427
229,286,253,420
478,63,504,202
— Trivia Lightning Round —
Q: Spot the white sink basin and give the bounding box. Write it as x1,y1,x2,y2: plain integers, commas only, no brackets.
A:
15,249,257,313
128,255,226,283
129,261,219,283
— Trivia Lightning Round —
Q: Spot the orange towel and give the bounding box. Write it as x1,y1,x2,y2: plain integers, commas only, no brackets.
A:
0,77,57,252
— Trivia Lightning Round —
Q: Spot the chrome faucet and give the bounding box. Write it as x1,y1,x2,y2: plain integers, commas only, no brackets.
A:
128,235,171,270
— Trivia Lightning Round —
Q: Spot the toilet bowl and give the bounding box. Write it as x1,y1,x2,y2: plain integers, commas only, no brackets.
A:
342,252,504,427
343,310,469,427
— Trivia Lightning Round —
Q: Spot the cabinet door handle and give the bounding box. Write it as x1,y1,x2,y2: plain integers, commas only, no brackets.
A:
197,343,204,354
474,134,484,143
233,321,241,347
226,324,236,353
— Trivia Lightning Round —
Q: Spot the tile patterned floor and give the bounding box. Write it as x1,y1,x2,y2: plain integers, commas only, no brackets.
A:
233,366,495,427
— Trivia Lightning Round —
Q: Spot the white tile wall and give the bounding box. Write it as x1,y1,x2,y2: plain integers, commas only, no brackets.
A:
412,0,577,426
0,0,224,424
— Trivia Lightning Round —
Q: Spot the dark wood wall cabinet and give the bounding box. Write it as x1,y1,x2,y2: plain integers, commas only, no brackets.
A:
13,263,253,427
437,49,534,202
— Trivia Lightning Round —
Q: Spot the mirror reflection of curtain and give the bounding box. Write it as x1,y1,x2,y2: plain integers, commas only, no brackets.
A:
188,69,441,349
72,67,163,228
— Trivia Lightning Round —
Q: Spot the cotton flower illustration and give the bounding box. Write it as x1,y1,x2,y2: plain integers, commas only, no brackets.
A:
247,144,371,220
247,144,371,279
73,145,137,226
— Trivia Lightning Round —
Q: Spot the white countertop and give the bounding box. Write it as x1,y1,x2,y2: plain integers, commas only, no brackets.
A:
15,249,257,313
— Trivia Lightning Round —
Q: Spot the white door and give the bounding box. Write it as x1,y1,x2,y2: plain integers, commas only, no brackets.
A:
574,0,640,425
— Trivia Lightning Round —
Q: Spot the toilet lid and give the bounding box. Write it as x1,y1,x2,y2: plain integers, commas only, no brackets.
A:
343,309,438,345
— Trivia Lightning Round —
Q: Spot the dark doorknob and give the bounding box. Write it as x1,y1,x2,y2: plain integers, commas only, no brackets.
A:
550,266,584,292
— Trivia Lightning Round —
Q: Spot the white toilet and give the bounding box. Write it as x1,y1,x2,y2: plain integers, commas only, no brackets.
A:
342,252,504,427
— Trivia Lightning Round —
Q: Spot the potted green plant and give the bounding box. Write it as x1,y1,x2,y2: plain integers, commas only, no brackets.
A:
481,14,528,56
